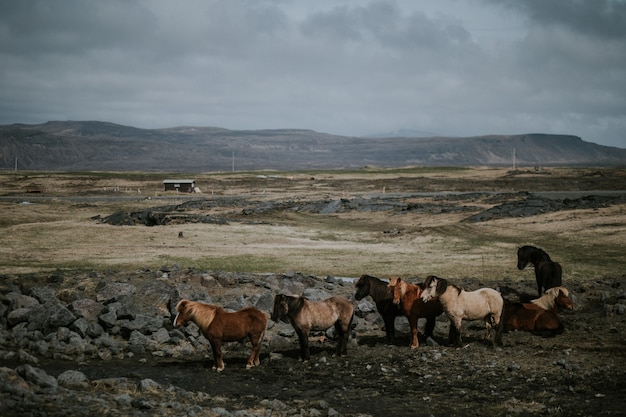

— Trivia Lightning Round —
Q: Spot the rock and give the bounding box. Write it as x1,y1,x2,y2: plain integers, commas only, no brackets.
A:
252,292,274,313
303,288,332,301
119,314,163,338
16,364,57,389
151,327,171,344
0,366,33,397
70,299,104,321
57,370,89,389
139,378,161,393
4,292,40,310
96,283,137,303
71,317,90,337
44,303,77,332
30,287,58,305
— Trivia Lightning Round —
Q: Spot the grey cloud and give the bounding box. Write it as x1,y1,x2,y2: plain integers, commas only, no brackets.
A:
489,0,626,39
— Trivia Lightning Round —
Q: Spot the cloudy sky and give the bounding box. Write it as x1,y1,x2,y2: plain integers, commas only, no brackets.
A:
1,0,625,147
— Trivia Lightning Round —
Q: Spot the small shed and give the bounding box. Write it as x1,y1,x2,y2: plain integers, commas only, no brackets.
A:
163,179,195,193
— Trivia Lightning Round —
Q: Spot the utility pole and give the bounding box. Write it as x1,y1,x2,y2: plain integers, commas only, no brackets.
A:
232,152,235,172
512,147,516,170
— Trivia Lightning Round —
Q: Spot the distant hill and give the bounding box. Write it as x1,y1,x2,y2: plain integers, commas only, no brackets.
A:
0,121,624,171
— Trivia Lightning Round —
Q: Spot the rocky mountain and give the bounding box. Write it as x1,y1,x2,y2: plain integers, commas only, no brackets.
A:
1,121,624,171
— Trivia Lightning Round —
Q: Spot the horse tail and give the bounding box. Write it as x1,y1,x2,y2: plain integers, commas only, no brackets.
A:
494,296,505,346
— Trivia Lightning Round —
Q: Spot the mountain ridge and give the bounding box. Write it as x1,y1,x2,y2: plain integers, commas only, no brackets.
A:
1,121,624,171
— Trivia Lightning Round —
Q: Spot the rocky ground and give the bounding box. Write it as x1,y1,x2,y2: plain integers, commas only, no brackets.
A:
1,266,625,417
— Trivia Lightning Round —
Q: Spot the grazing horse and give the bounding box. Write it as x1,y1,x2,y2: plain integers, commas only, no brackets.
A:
354,274,403,344
174,300,268,372
503,287,573,336
271,294,354,361
517,245,563,296
387,277,444,348
420,275,504,346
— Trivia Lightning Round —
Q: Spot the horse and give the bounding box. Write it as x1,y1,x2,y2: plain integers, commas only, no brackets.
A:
531,286,574,312
517,245,563,296
387,277,444,348
420,275,504,347
271,294,354,361
174,300,268,372
354,274,403,344
503,288,573,336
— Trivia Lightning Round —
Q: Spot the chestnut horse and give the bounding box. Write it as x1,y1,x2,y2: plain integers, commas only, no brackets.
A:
354,274,403,344
517,245,563,296
420,275,504,346
174,300,268,371
503,287,574,336
271,294,354,361
387,277,444,348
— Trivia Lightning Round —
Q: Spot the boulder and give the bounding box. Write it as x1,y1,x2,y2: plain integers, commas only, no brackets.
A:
57,370,89,389
96,283,137,303
69,299,104,321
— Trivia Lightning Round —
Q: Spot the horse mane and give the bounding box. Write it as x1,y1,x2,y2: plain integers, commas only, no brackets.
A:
286,295,306,317
367,276,393,300
178,300,219,328
531,287,568,310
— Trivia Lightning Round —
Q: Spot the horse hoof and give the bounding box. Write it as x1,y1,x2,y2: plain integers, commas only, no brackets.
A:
410,345,419,349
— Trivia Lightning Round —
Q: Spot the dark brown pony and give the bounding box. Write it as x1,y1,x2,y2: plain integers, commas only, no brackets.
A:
271,294,354,361
174,300,268,371
387,277,444,348
517,245,563,296
503,287,574,336
354,274,403,344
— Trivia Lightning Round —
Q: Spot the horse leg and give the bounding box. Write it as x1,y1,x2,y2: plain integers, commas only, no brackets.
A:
409,316,419,349
295,328,310,361
383,313,395,344
423,316,436,340
334,322,345,356
246,331,263,368
209,339,225,372
535,271,543,297
449,317,463,347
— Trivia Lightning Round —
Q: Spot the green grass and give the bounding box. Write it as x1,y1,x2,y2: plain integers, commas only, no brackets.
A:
156,255,286,273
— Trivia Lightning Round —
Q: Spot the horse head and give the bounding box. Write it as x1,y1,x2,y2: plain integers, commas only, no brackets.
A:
387,277,403,305
271,294,290,322
421,275,447,302
354,275,370,301
174,299,192,327
517,246,530,270
553,287,574,311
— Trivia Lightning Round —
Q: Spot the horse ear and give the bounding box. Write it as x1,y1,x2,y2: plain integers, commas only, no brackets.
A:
436,278,448,295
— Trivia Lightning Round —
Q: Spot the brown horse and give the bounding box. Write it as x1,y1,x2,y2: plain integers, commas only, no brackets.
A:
354,274,403,344
517,245,563,296
420,275,504,346
503,286,574,336
271,294,354,361
387,277,444,348
174,300,268,372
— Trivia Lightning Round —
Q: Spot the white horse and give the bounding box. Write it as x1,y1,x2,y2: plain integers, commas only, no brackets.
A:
421,275,504,346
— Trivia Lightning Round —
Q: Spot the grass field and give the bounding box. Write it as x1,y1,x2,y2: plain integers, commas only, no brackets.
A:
1,167,624,282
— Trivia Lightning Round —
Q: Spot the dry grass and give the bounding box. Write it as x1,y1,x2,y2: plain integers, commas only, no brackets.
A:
1,167,625,283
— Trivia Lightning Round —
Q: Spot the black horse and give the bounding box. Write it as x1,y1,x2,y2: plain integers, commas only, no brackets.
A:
517,245,563,297
355,274,402,344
